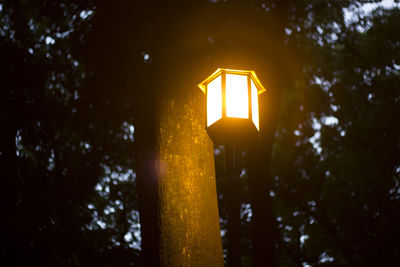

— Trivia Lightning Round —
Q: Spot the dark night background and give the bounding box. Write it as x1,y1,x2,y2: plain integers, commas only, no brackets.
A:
1,0,400,266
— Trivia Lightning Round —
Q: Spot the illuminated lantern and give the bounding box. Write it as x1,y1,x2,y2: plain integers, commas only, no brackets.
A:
198,68,266,144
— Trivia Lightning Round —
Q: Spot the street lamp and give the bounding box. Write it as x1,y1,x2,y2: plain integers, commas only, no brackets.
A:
198,68,266,266
198,68,266,144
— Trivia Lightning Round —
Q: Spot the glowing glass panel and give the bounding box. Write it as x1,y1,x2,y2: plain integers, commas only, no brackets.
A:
226,74,248,118
251,79,259,130
207,75,222,127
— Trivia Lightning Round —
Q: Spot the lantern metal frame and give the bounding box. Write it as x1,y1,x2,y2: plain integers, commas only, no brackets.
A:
198,68,266,144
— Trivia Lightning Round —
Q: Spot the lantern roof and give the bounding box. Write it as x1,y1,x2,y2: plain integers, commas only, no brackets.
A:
197,68,266,94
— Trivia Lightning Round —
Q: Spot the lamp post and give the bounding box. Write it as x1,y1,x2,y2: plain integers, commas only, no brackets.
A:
198,68,266,266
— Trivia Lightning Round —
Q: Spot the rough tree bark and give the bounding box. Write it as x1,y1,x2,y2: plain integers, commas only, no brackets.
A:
135,1,224,266
156,82,224,266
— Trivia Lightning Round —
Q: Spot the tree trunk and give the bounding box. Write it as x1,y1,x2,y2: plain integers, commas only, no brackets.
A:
156,83,224,266
135,1,224,266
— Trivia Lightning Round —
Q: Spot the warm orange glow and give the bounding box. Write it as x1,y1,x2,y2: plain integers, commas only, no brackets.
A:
226,74,248,119
207,75,222,126
251,79,259,130
198,68,266,134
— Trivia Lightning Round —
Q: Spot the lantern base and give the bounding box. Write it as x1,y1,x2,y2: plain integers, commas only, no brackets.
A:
207,117,259,145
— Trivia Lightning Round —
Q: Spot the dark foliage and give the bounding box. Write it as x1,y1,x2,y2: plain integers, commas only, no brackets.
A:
0,0,141,266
